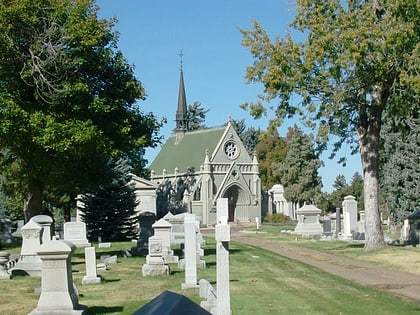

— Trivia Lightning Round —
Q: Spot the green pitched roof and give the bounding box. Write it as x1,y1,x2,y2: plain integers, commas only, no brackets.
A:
150,126,226,174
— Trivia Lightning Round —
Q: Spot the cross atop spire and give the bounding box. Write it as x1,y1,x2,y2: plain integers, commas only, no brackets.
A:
178,50,184,71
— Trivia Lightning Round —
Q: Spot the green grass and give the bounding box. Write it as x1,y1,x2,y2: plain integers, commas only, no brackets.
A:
0,237,419,315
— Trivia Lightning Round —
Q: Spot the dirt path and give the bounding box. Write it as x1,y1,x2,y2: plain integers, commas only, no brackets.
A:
202,227,420,303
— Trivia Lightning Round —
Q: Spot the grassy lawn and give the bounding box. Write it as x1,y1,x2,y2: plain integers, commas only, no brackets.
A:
1,237,419,314
243,224,420,276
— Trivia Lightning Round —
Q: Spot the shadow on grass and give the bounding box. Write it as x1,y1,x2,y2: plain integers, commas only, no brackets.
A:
101,277,121,283
204,248,242,256
85,306,124,314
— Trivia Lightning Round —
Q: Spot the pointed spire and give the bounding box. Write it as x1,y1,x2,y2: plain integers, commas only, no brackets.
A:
176,50,187,132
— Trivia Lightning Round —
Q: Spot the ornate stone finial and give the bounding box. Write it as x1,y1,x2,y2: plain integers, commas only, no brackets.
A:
174,167,179,176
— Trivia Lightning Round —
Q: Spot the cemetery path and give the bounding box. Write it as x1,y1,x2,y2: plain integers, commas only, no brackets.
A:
202,227,420,303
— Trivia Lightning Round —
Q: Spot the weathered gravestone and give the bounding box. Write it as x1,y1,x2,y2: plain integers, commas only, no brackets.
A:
132,290,211,315
29,239,87,315
12,220,43,277
323,216,333,237
153,218,178,264
82,247,101,285
63,222,90,247
142,235,169,276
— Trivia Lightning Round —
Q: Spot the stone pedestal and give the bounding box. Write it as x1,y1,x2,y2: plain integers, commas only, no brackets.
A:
12,220,43,277
153,219,178,264
294,204,323,236
142,236,169,276
29,240,87,315
342,195,358,238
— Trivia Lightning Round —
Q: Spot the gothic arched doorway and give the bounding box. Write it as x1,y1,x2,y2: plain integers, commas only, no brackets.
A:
223,185,239,222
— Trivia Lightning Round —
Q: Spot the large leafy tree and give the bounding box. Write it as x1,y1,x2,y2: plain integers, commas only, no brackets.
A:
241,0,419,249
254,124,287,190
0,0,161,221
271,125,323,206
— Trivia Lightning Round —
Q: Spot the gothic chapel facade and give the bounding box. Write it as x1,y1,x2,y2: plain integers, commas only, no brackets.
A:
148,66,262,226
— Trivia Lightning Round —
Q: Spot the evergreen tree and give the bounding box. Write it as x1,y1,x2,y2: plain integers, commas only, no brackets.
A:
272,125,323,206
185,102,209,131
231,119,261,155
380,113,419,222
80,158,138,242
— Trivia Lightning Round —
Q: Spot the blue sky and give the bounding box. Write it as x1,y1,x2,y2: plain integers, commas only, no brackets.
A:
96,0,362,192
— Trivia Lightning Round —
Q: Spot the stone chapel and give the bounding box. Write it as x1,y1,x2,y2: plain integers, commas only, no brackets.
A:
148,66,262,226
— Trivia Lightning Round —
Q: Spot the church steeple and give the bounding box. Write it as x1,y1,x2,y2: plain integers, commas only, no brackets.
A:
176,51,187,132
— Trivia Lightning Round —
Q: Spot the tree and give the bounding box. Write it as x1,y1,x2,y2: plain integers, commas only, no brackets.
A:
380,112,419,223
0,0,161,221
271,125,323,206
79,158,138,242
254,124,287,189
240,1,419,249
349,172,364,209
185,102,209,131
231,118,261,155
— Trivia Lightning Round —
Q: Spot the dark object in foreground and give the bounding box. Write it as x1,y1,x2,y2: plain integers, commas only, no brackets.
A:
132,290,211,315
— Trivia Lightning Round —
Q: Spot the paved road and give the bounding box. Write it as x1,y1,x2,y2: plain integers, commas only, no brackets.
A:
202,227,420,303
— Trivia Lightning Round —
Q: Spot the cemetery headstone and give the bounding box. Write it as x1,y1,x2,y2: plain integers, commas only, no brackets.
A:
141,235,169,276
322,216,333,237
63,222,91,247
28,239,87,315
131,212,156,256
152,218,178,264
294,204,323,236
31,215,53,244
82,247,101,285
1,218,16,244
199,279,217,313
12,220,43,277
0,251,11,279
181,214,199,289
215,198,231,315
342,195,358,238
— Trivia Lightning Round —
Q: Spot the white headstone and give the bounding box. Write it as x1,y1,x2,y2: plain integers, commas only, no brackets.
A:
82,247,101,284
12,220,43,277
64,222,91,247
182,214,199,289
28,239,86,314
152,218,178,264
215,198,231,315
342,195,358,237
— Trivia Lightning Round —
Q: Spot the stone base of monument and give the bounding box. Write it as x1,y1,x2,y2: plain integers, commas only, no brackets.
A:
162,250,179,264
82,275,101,285
11,260,42,277
142,256,169,276
178,258,206,270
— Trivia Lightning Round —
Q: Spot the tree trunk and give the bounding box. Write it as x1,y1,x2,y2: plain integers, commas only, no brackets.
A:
358,119,385,250
23,180,43,222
